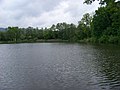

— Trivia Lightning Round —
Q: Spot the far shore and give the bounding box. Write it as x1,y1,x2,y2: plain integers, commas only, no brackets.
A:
0,39,70,44
0,39,120,45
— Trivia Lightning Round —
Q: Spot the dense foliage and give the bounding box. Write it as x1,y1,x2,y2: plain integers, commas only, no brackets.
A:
86,0,120,43
0,0,120,44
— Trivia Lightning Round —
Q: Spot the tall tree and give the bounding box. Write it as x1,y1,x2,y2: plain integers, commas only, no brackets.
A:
7,27,20,41
77,13,92,39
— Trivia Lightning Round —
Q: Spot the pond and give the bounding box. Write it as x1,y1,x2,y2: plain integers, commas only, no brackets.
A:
0,43,120,90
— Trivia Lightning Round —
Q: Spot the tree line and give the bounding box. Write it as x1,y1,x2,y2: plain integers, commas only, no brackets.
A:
0,0,120,44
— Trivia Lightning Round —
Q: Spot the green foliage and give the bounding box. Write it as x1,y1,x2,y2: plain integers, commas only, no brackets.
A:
108,36,119,44
77,13,92,39
7,27,21,41
91,1,120,44
92,7,111,37
99,35,109,43
87,37,97,43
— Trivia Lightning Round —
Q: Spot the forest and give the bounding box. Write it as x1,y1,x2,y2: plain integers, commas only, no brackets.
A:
0,0,120,44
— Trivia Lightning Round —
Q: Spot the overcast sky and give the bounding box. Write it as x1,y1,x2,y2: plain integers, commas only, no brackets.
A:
0,0,99,28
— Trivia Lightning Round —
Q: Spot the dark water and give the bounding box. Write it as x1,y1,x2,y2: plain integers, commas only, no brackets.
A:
0,43,120,90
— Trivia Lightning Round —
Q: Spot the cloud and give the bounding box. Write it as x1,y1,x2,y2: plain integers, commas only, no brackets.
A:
0,0,99,28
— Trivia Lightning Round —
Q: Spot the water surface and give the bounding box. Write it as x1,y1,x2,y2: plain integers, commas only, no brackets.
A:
0,43,120,90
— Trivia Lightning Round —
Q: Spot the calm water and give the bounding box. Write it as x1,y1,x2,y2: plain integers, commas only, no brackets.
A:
0,43,120,90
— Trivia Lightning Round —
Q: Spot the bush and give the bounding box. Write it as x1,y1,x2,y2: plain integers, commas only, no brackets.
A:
99,35,109,43
87,37,97,43
108,36,119,44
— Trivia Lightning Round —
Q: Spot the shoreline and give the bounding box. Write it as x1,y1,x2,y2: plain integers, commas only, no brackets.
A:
0,39,69,44
0,39,120,46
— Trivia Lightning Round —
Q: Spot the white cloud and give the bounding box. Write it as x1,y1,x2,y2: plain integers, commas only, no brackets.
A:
0,0,99,28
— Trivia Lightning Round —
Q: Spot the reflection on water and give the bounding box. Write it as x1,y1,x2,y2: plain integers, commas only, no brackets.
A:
0,43,120,90
92,45,120,90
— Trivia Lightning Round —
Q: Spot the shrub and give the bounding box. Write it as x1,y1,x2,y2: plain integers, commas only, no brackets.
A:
99,35,109,43
108,36,119,44
88,37,97,43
